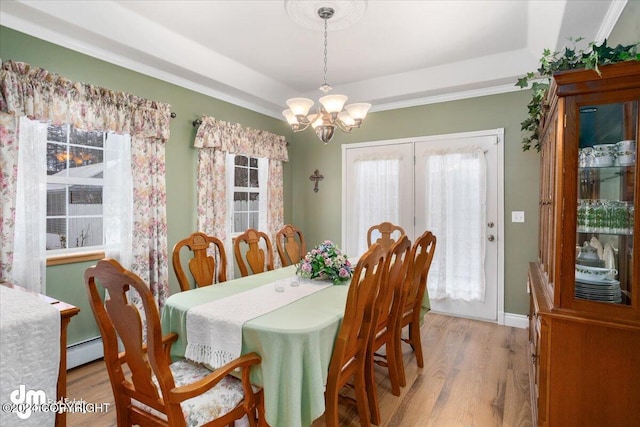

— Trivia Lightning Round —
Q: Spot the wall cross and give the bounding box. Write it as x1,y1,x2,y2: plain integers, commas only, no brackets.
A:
309,169,324,193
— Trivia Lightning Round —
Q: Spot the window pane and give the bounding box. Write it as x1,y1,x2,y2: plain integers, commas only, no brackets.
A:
47,124,67,142
249,192,259,211
47,184,67,216
249,212,259,229
46,218,67,249
47,143,68,175
234,213,247,233
235,167,248,187
68,217,103,248
70,127,104,147
249,158,258,168
69,185,103,215
249,169,258,187
234,191,248,211
235,155,248,166
69,146,103,170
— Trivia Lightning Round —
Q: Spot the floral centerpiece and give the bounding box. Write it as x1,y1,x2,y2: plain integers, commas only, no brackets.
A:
296,240,353,284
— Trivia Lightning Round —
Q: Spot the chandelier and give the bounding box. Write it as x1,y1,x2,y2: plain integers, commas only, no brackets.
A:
282,7,371,144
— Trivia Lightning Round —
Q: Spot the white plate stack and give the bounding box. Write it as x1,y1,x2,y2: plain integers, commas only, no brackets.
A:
575,278,622,303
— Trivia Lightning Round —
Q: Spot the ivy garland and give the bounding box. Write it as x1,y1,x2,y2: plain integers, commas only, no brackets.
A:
515,38,640,152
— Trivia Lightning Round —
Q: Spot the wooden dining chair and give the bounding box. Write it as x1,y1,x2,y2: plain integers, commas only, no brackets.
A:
233,228,274,277
275,224,306,266
395,230,437,387
366,234,412,425
85,258,263,427
325,242,387,427
172,232,228,292
367,222,406,250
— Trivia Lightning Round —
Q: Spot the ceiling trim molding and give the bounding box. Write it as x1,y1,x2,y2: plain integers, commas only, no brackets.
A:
595,0,628,43
370,83,526,113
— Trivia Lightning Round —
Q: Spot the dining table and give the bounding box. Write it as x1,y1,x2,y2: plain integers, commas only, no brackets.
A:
160,264,430,427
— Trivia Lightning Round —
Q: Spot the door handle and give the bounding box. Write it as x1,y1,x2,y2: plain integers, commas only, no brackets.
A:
488,234,495,242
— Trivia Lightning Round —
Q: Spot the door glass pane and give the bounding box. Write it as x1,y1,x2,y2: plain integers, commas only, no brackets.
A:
576,101,636,305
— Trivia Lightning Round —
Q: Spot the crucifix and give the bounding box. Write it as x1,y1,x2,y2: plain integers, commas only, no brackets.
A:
309,169,324,193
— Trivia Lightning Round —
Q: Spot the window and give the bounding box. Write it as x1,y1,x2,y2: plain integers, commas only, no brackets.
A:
45,124,105,253
227,154,268,235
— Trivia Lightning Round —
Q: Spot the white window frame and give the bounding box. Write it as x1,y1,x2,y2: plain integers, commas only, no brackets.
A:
226,154,268,238
45,124,106,256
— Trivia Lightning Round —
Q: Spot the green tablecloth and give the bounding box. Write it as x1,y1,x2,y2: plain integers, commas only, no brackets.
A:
161,266,346,427
161,265,430,427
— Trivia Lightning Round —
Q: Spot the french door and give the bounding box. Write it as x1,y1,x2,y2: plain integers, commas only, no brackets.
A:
342,129,504,322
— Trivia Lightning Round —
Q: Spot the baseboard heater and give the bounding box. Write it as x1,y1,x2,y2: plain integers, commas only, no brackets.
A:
67,336,103,369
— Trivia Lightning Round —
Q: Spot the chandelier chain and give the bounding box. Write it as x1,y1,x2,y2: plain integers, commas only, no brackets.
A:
323,15,328,86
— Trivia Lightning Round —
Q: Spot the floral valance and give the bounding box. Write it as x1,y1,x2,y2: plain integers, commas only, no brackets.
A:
0,60,171,140
193,116,288,161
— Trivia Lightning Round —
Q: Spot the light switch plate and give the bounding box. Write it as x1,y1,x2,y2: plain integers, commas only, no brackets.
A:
512,211,525,223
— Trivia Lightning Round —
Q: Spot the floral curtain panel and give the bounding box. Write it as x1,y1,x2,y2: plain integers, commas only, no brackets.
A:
0,60,171,309
194,116,288,274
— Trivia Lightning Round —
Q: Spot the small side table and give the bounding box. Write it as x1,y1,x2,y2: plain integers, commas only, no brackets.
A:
0,282,80,427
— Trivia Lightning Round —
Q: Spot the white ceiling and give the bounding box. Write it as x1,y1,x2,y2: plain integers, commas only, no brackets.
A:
0,0,627,119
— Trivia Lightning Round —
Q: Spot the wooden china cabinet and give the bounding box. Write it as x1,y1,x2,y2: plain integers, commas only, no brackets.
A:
528,61,640,427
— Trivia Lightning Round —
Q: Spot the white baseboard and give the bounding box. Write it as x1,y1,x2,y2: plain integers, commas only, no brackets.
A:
67,337,103,369
504,313,529,329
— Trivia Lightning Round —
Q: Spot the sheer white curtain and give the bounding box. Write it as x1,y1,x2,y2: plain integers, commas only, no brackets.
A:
103,132,133,267
352,158,400,257
425,148,487,302
13,117,47,292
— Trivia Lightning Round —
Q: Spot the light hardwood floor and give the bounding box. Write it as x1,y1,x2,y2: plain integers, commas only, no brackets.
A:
66,312,533,426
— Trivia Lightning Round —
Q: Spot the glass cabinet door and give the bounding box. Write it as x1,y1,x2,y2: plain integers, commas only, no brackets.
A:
575,100,637,305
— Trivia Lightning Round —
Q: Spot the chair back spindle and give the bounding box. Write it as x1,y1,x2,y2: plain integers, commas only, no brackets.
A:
275,224,306,266
367,222,406,250
234,228,275,277
172,232,227,291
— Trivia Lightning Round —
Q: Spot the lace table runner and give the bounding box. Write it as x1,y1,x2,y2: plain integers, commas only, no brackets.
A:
185,276,332,368
0,286,60,426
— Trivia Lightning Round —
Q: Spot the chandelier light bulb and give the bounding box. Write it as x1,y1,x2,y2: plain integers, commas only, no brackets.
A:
286,98,315,116
282,109,299,125
337,111,355,127
311,114,324,129
319,94,348,114
344,103,372,120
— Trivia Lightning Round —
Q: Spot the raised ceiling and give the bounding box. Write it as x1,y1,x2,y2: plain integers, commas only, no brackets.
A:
0,0,627,119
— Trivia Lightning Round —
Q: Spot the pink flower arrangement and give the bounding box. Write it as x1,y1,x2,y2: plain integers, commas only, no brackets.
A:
296,240,353,284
